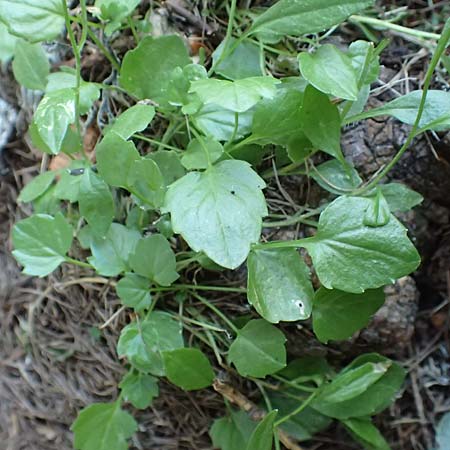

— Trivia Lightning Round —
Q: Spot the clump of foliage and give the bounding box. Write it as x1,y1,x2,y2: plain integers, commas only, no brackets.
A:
2,0,450,448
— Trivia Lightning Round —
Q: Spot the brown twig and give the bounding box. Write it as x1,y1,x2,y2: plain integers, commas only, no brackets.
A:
213,379,305,450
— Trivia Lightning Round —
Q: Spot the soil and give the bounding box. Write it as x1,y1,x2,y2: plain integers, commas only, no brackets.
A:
1,1,449,450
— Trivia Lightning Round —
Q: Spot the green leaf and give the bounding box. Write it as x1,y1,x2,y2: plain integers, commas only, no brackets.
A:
46,70,100,114
18,171,55,203
311,159,362,195
54,161,87,202
312,287,385,343
163,348,215,390
181,137,224,170
0,0,65,42
95,0,140,23
193,104,253,141
127,158,165,208
298,44,358,100
251,88,303,146
300,85,345,163
96,132,140,187
247,248,313,323
147,150,186,186
436,412,450,450
12,40,49,90
301,196,420,293
0,22,18,62
363,189,390,227
348,40,380,85
213,38,263,80
116,274,151,311
12,213,73,277
117,311,184,375
129,234,178,286
229,319,286,378
316,362,389,404
108,103,155,140
311,354,406,419
342,418,391,450
72,401,137,450
249,0,374,43
378,183,423,212
190,77,280,113
163,160,267,269
87,223,140,276
351,90,450,130
34,88,76,154
120,35,191,103
210,410,256,450
119,371,159,409
246,410,278,450
79,169,115,236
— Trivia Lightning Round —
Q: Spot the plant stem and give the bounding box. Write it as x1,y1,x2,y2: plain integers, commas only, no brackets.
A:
353,18,450,195
189,291,239,334
150,284,246,294
262,207,323,228
349,14,441,40
86,27,121,71
64,256,94,269
134,134,182,152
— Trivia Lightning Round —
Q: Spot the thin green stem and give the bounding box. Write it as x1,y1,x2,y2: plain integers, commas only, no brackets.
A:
353,18,450,195
189,292,239,334
274,391,318,427
64,256,94,269
349,14,441,40
262,207,323,228
149,284,246,294
134,134,182,152
128,17,140,45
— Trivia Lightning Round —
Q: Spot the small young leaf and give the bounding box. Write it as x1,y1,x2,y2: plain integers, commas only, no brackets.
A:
301,196,420,293
87,223,140,276
0,0,65,43
378,183,423,212
363,189,390,227
129,235,179,286
246,410,278,450
300,85,345,164
163,348,215,390
210,410,256,450
12,40,49,90
229,319,286,378
315,362,389,404
120,35,191,103
79,169,115,236
213,38,263,80
116,274,151,311
119,371,159,409
190,77,280,113
311,159,362,195
342,417,391,450
312,287,385,343
348,40,380,85
96,132,140,187
46,70,100,114
247,248,314,323
71,401,137,450
34,88,76,154
311,354,406,419
12,213,73,277
163,160,267,269
18,171,55,203
108,103,155,140
298,44,358,100
181,137,224,170
117,311,184,375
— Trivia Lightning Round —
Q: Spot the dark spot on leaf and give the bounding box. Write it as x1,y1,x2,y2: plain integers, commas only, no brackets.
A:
230,190,235,195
